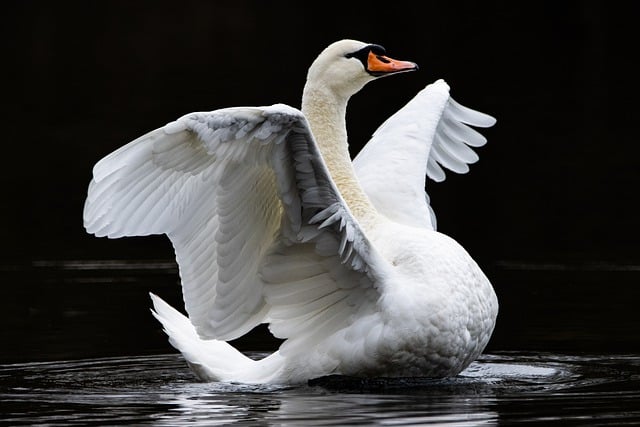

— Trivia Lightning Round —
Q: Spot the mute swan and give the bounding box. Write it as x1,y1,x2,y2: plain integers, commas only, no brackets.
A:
83,39,498,384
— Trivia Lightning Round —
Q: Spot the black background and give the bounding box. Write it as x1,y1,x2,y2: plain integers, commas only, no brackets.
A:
4,1,639,265
2,2,640,363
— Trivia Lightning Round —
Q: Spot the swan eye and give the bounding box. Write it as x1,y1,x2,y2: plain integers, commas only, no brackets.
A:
345,44,387,62
369,45,386,55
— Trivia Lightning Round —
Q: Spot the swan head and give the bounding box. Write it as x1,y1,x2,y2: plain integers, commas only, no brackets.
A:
305,39,418,99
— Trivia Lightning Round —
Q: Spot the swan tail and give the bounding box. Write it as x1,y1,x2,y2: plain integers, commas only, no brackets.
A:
150,293,268,382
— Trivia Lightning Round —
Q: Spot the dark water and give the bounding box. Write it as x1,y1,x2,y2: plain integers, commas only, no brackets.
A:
2,353,640,425
2,259,640,425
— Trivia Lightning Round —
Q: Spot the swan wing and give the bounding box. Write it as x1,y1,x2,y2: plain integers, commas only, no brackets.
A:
353,79,496,230
84,104,389,345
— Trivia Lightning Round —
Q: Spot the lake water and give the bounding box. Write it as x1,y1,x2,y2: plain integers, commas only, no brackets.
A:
1,259,639,425
2,353,639,425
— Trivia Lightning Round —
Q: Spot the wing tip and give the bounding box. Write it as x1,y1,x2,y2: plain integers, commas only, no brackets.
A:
448,97,497,128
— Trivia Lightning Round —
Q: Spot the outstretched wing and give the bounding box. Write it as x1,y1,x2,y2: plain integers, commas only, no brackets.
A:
84,104,390,346
353,79,496,230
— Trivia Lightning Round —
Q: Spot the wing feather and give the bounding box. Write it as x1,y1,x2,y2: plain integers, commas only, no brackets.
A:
84,103,390,348
447,97,497,128
431,135,470,174
353,79,496,230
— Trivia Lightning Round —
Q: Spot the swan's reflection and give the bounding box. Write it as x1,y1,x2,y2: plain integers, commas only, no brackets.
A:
271,391,499,426
156,374,500,426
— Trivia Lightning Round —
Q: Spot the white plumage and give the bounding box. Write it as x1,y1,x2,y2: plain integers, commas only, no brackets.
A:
83,39,498,384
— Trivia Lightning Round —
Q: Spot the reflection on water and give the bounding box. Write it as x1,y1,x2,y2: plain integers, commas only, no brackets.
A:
2,353,640,425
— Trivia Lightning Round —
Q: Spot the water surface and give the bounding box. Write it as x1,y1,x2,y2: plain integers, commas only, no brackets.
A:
2,352,639,425
2,259,640,425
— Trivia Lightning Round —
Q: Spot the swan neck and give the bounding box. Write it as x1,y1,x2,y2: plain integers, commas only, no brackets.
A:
302,86,350,158
301,85,377,227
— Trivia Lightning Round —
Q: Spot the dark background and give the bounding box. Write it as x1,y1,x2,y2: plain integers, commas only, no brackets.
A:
2,1,639,362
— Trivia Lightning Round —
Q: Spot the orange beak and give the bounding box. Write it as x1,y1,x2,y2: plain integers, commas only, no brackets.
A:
367,51,418,76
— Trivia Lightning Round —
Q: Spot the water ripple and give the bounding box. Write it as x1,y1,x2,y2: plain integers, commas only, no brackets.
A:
1,352,639,426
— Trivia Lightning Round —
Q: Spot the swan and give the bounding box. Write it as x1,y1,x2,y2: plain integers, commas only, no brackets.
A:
83,39,498,384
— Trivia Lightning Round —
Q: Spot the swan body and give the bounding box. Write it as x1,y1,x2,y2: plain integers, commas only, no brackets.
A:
83,39,498,384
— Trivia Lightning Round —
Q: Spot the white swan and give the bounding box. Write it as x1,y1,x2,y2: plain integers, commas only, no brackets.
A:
83,39,498,384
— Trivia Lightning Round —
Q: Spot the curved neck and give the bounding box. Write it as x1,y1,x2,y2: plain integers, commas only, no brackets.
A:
301,83,377,228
